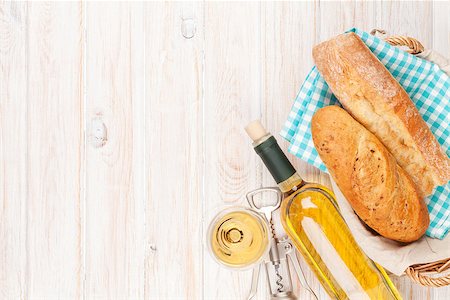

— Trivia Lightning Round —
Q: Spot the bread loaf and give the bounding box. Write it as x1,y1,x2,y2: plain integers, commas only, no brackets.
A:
311,106,429,242
312,32,450,198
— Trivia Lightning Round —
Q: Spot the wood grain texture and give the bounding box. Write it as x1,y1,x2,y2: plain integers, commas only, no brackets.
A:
374,2,437,298
303,0,378,197
145,2,203,299
85,2,145,299
318,1,378,41
0,1,449,299
261,2,323,299
377,1,433,48
203,2,266,299
433,1,450,57
429,14,450,300
0,2,28,298
25,2,84,298
284,2,375,299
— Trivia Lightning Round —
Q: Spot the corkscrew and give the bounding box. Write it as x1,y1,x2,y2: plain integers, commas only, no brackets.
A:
246,187,318,300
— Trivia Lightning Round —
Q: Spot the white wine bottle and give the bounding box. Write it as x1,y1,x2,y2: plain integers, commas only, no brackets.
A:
245,120,402,300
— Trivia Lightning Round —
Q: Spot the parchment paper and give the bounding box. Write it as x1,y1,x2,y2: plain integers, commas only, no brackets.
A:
330,179,450,276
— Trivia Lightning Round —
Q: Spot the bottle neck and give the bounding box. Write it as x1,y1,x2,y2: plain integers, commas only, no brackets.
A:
278,172,304,195
253,135,304,194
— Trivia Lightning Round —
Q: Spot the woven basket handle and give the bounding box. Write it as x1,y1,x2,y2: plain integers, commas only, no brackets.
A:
370,29,425,54
406,260,450,288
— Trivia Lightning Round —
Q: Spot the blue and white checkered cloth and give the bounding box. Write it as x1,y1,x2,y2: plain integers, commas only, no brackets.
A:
281,28,450,239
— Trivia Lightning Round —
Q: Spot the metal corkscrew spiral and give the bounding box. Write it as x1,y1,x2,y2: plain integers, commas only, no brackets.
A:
268,219,285,293
275,272,284,292
268,219,277,237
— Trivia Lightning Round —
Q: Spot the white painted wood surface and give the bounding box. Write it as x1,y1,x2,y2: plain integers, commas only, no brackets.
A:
0,2,449,299
85,3,146,299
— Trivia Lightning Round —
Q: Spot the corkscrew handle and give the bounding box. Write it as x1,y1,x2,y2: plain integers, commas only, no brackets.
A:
246,187,282,224
246,188,294,299
245,188,318,300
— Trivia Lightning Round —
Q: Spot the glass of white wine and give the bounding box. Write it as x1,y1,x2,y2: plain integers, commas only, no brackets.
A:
207,207,270,270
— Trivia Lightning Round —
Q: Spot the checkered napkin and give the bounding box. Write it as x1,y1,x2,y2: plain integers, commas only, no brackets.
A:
280,28,450,239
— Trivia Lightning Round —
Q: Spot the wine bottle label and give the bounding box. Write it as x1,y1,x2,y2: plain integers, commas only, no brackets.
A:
254,136,296,184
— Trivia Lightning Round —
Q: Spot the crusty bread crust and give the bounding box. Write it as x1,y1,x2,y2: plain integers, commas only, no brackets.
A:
312,106,429,242
312,32,450,198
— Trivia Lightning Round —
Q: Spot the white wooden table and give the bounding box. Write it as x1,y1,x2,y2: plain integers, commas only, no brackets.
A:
1,1,449,299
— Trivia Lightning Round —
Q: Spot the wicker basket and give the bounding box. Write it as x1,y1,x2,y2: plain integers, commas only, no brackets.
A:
369,29,450,288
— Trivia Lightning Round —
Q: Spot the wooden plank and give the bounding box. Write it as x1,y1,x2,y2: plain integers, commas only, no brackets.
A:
433,1,450,57
376,1,433,47
261,1,319,174
144,2,203,299
85,2,146,299
0,2,28,298
282,2,378,299
25,2,84,298
203,2,264,299
376,2,434,298
430,3,450,299
314,1,378,194
0,2,449,300
318,1,378,42
261,2,322,299
316,0,376,220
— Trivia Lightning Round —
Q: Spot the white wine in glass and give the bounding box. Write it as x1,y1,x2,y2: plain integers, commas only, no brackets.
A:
208,207,270,269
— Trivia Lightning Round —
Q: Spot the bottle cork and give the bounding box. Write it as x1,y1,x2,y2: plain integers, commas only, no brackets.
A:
245,120,268,142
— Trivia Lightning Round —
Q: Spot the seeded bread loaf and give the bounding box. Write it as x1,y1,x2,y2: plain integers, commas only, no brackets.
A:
311,106,429,242
312,32,450,198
